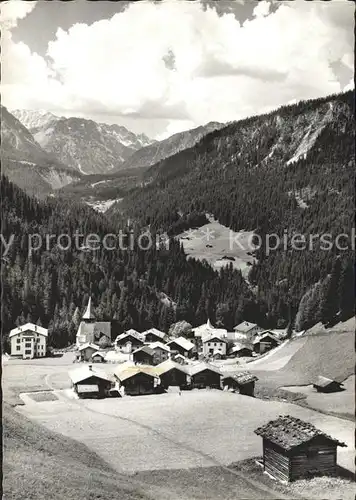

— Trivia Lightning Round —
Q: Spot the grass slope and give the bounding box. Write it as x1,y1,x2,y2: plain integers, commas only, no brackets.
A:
3,403,147,500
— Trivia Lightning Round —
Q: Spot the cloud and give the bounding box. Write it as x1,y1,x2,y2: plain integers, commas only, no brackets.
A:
253,1,270,18
1,0,354,138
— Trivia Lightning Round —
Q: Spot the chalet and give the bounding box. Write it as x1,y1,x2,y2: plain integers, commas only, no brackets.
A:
155,360,189,389
91,351,107,363
255,415,347,482
234,322,263,340
114,365,158,395
229,343,253,358
167,336,195,358
132,346,155,365
143,327,166,343
115,330,144,353
69,365,114,398
222,371,258,396
189,363,221,389
253,332,280,354
9,323,48,359
173,353,188,365
313,376,343,393
76,297,111,347
192,319,227,342
202,334,227,357
147,341,171,365
78,342,100,361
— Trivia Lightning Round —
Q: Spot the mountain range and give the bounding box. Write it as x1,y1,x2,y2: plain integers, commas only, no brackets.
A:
11,109,153,175
1,106,81,198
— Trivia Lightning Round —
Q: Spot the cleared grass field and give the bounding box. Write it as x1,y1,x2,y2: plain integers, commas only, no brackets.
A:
176,217,255,277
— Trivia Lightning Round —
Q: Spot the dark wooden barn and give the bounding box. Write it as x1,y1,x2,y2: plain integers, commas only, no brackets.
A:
155,360,188,389
253,333,279,354
222,371,258,396
69,365,114,399
114,366,157,395
189,364,221,389
255,415,347,482
313,376,343,393
132,346,154,365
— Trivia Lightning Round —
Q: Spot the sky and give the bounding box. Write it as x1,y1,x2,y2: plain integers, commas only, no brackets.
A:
1,0,354,140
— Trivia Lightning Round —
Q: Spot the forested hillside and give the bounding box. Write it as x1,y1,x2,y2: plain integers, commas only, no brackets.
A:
1,176,263,348
109,90,354,329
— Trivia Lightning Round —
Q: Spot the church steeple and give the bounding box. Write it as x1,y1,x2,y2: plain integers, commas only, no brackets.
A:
82,296,95,321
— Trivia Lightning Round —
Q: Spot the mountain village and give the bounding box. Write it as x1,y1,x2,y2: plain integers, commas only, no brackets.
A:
5,295,352,489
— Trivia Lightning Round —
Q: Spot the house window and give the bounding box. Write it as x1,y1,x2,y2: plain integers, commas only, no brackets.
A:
17,338,21,343
214,343,217,347
25,349,31,355
16,346,21,351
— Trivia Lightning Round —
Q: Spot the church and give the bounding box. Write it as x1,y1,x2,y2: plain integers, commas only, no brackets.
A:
76,297,111,347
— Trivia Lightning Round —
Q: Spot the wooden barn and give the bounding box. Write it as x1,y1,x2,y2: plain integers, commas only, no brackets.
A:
253,332,280,355
115,330,144,353
155,360,188,389
69,365,114,398
313,376,343,393
114,365,158,396
167,337,195,358
132,346,155,365
147,342,171,365
229,343,253,358
78,342,100,362
91,351,106,363
255,415,347,482
189,363,221,389
222,371,258,396
143,327,166,343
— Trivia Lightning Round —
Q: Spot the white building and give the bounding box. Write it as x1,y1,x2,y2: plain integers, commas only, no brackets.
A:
202,334,228,357
9,323,48,359
233,321,263,340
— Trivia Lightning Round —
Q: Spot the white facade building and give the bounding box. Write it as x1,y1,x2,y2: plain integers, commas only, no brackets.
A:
9,323,48,359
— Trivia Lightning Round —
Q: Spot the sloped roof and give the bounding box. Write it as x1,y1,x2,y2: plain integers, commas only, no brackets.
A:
192,320,227,338
76,321,111,340
147,341,171,352
253,332,280,344
142,327,166,339
9,323,48,338
234,321,259,333
133,346,155,357
69,365,113,384
254,415,347,450
115,331,144,344
203,333,228,344
155,359,189,376
313,376,342,388
168,336,195,351
114,365,158,382
91,351,106,359
82,297,95,320
223,371,258,385
231,343,253,353
78,342,100,351
188,362,221,376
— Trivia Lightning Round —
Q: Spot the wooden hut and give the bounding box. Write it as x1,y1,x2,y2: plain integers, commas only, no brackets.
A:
253,332,279,355
132,346,155,365
114,365,158,395
229,343,253,358
189,363,221,389
222,371,258,396
167,337,195,358
155,360,188,389
143,327,166,343
78,342,99,362
255,415,347,482
313,376,343,393
69,365,114,398
91,351,106,363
